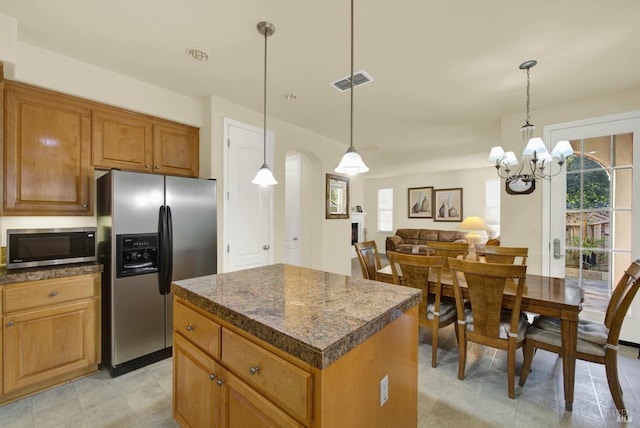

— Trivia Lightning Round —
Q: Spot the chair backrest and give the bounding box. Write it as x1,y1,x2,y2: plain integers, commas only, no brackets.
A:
388,251,445,322
387,251,444,287
448,258,527,339
354,241,382,280
426,241,468,267
478,246,528,265
603,259,640,344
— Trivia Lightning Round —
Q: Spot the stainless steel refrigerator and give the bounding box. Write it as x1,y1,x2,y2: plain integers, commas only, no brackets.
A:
97,170,217,376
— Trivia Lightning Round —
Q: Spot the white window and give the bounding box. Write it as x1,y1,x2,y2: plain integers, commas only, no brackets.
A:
378,188,393,232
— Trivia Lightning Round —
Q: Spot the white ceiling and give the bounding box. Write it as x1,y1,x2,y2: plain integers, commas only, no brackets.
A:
2,0,639,177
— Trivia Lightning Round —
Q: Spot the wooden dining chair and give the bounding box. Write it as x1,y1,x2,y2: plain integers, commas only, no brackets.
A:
519,259,640,412
387,251,456,367
425,241,468,267
478,246,528,265
354,241,382,280
448,257,528,399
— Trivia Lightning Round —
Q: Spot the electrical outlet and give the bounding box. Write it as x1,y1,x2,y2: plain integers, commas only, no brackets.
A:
380,374,389,406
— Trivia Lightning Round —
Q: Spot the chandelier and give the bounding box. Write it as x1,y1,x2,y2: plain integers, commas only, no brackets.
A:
334,0,369,176
488,60,573,195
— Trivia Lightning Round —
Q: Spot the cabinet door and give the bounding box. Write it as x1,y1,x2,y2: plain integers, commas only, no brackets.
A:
4,83,92,215
92,107,153,172
153,121,199,177
3,299,97,393
173,334,222,428
220,370,301,428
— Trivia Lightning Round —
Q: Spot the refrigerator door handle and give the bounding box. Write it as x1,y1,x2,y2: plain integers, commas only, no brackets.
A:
158,205,169,295
166,205,174,293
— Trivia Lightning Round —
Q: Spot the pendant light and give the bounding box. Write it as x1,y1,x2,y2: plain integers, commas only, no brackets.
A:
334,0,369,176
252,21,278,186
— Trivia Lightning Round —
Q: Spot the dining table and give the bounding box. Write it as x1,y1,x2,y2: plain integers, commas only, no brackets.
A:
376,264,585,411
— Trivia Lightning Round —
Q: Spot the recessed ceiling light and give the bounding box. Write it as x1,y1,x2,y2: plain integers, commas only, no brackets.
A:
185,48,209,61
282,93,297,101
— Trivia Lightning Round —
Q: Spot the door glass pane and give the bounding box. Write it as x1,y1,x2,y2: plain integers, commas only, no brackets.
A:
613,210,632,251
613,133,633,167
583,136,611,169
614,168,633,209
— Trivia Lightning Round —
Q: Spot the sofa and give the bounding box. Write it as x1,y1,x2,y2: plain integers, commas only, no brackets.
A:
385,228,468,253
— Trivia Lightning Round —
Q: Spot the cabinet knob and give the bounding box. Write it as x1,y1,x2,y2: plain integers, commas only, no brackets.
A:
145,164,151,169
186,324,195,332
155,165,160,170
209,373,217,381
6,321,14,327
82,204,88,208
216,378,226,387
249,366,260,376
49,290,58,297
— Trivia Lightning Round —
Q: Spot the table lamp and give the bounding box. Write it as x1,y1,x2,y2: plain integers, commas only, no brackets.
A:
457,216,489,261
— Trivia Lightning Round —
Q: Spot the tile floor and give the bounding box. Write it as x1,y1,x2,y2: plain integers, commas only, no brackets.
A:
0,259,637,427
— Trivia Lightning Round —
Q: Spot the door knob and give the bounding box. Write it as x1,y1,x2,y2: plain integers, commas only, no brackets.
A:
553,238,561,259
293,237,298,241
263,244,270,250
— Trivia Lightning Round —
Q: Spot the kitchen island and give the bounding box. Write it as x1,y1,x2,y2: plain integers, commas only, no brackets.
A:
172,263,421,428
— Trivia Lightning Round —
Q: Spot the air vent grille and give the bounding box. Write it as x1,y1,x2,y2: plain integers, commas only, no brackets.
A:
330,70,374,91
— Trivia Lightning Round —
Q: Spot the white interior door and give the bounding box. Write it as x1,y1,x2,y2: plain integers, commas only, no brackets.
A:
285,155,301,265
224,118,274,272
543,111,640,343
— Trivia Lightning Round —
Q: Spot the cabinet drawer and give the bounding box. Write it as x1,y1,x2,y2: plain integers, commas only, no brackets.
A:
174,301,221,359
4,275,96,313
221,328,311,425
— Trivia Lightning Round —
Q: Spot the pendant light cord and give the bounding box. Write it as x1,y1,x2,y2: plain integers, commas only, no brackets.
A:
349,0,354,150
263,27,268,164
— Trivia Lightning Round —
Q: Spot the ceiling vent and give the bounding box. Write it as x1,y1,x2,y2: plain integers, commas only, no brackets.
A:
330,69,374,92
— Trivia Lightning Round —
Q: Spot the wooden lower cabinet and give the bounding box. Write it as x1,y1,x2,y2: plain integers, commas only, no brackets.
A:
0,274,101,404
173,334,298,428
173,297,418,428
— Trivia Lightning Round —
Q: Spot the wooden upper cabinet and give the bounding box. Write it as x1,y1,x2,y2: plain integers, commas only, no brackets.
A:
92,106,154,173
4,82,93,215
153,120,199,177
93,108,199,178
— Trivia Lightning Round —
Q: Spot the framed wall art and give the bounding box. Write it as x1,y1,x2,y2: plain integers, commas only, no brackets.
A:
326,173,350,219
434,188,463,222
408,187,433,218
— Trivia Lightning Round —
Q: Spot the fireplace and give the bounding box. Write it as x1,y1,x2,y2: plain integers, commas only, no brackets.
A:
351,212,366,257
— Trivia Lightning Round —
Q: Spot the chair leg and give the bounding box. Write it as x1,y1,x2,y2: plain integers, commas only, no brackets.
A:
605,352,625,412
431,323,439,368
519,339,536,387
457,324,466,380
508,342,516,399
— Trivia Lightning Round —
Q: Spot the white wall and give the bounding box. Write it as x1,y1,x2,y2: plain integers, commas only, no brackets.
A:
362,168,496,253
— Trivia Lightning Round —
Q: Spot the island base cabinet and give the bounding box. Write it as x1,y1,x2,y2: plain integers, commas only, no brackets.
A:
173,333,221,428
173,333,300,428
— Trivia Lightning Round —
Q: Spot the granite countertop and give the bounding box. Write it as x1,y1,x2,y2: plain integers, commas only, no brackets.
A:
172,263,421,370
0,262,103,285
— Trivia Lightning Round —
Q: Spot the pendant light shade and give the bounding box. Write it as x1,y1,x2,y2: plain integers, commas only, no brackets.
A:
335,0,369,176
252,21,278,186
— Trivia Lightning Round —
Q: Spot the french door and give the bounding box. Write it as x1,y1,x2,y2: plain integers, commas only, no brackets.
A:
543,111,640,343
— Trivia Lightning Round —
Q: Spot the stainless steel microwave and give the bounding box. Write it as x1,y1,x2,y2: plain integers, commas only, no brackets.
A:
6,227,97,270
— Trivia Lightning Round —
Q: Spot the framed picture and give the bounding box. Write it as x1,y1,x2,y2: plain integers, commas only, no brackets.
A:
408,187,433,218
326,173,349,219
433,188,463,222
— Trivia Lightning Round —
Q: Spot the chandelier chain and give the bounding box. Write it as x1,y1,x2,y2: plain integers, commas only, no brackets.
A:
525,67,531,126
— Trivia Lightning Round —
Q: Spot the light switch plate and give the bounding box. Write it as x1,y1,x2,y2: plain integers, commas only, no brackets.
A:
380,374,389,406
